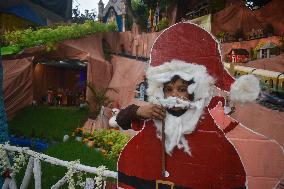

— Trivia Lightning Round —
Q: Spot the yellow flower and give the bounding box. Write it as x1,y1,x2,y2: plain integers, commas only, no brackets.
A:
107,141,113,146
101,149,106,154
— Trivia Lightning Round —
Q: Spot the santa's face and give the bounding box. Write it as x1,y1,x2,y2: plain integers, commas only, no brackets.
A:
163,78,193,111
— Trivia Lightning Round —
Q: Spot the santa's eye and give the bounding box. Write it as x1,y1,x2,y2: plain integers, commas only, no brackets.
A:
178,88,187,93
163,87,172,93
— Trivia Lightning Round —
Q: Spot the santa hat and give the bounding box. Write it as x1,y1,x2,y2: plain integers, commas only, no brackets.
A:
146,22,260,105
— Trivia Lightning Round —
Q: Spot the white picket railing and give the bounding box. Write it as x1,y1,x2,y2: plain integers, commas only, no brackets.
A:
1,144,117,189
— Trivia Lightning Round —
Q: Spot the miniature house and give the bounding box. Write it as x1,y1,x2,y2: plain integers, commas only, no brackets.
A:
227,48,249,63
257,42,279,59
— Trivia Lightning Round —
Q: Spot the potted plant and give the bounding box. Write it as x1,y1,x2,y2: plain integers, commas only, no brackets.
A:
86,82,118,121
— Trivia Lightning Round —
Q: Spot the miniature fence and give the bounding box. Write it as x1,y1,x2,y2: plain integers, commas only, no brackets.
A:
0,144,117,189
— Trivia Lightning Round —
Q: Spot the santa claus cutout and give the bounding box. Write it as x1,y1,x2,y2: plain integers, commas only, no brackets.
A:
115,22,262,189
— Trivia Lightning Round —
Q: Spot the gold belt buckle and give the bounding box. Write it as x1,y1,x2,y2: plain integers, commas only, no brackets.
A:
156,180,174,189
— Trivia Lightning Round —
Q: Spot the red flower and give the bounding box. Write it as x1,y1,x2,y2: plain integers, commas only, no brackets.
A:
2,169,11,178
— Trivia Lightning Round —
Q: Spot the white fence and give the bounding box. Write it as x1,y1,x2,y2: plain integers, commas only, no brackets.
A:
0,144,117,189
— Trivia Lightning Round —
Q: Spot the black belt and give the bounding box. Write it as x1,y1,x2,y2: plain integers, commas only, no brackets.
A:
118,171,192,189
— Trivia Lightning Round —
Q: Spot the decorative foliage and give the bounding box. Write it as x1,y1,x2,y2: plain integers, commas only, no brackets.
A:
216,31,229,42
87,82,118,119
250,47,256,60
83,129,130,160
72,127,84,138
0,143,28,177
72,7,96,24
270,46,280,56
76,171,86,188
0,143,9,174
66,160,80,189
10,151,28,176
1,144,117,188
106,21,118,32
157,18,169,31
94,165,106,189
1,20,117,55
65,160,109,189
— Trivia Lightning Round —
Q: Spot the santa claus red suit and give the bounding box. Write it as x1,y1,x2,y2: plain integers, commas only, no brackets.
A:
118,109,246,189
115,23,260,189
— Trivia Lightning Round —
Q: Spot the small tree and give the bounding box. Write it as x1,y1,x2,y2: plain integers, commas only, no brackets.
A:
86,82,118,119
72,6,96,24
217,31,226,42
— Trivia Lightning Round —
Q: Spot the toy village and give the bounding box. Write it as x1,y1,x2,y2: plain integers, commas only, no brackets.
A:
0,0,283,188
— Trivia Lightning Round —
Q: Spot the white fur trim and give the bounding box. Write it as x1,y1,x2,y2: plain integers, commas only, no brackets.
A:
146,60,215,105
229,74,260,103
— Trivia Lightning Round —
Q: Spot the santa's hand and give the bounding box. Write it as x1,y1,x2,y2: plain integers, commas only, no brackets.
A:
136,104,166,120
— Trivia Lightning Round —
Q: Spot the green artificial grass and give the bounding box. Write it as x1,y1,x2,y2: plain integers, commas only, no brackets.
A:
8,106,118,188
44,140,117,171
15,141,117,189
8,106,88,142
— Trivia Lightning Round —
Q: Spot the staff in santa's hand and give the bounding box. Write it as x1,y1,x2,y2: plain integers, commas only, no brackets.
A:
161,119,166,177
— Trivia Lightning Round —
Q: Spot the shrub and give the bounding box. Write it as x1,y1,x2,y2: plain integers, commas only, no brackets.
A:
157,18,169,31
83,129,130,160
2,20,117,55
270,46,280,55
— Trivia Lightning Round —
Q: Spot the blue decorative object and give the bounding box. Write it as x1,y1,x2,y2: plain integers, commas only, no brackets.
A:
9,136,49,152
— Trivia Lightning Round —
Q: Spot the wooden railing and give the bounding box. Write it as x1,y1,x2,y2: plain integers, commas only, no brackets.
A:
0,144,117,189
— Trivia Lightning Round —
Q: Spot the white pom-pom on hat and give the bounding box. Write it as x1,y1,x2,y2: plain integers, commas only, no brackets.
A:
230,74,260,103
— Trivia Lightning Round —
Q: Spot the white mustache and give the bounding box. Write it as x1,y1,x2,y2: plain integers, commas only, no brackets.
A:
155,96,204,110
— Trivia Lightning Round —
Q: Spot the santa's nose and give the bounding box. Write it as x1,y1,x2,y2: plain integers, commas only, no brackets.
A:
171,90,178,97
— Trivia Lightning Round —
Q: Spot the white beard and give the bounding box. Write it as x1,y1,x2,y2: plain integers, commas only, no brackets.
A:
153,98,205,156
